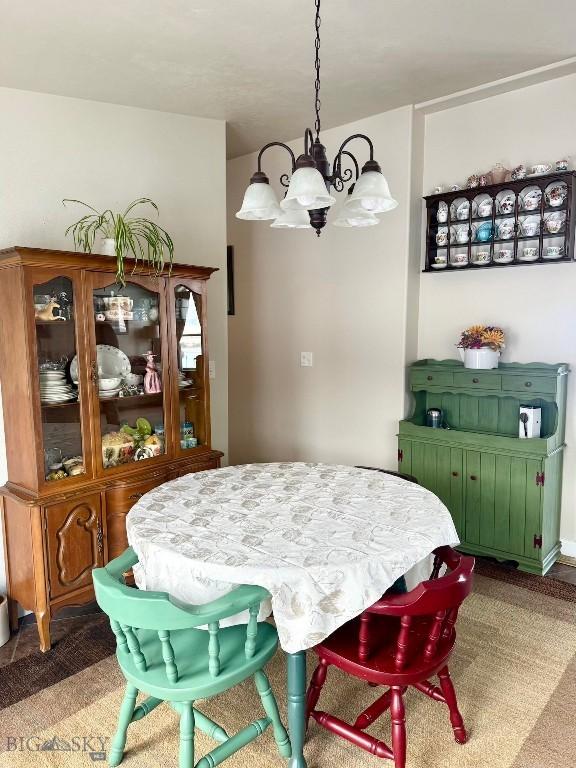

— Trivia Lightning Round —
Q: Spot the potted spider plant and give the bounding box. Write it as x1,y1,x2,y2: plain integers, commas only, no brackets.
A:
63,198,174,285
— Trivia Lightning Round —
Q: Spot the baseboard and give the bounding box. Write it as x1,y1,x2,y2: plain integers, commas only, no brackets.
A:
560,539,576,565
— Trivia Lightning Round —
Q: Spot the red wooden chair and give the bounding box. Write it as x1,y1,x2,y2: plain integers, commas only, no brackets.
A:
306,547,474,767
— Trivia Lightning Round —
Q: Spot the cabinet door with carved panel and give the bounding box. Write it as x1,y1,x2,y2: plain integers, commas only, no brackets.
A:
44,494,103,599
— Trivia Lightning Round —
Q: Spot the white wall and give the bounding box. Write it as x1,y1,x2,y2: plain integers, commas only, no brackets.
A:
0,87,228,593
227,106,420,469
419,73,576,547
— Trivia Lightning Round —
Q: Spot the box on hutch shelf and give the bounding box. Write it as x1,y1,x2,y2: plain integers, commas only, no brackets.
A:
398,359,568,575
424,171,576,271
0,246,223,650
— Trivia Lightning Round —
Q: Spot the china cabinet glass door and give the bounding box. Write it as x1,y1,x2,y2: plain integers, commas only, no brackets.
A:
170,281,210,454
87,274,171,474
28,269,91,485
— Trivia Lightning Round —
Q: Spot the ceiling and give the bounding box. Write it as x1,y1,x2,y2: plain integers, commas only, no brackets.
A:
1,1,575,158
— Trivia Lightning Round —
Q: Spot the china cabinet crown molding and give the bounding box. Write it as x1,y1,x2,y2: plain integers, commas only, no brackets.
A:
0,246,223,651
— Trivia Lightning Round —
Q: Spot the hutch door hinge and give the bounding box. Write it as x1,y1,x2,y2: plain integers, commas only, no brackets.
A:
533,534,543,549
398,449,404,462
536,472,545,486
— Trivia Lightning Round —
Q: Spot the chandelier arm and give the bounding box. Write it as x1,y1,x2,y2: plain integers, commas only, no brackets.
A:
256,142,297,175
333,134,375,173
332,149,359,184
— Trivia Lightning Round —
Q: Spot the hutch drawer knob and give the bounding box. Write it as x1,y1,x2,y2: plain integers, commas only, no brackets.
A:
451,471,459,477
525,381,532,387
427,375,433,381
472,377,479,383
129,492,144,500
470,475,478,481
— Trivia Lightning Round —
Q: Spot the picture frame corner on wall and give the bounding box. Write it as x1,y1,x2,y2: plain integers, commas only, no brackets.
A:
227,245,235,316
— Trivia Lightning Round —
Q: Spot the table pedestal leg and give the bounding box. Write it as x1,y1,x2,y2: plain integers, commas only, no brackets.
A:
287,651,308,768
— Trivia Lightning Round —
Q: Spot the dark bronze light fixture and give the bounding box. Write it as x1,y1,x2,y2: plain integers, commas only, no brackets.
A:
236,0,397,235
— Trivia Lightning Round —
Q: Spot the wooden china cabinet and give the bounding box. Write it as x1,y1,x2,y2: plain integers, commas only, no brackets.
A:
0,247,223,650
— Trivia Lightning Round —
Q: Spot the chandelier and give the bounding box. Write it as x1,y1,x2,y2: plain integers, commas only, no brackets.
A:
235,0,397,235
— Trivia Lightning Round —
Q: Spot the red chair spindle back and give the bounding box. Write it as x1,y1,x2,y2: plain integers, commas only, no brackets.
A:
362,547,474,668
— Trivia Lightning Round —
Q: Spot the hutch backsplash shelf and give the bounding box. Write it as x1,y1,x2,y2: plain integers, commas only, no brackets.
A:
424,171,576,272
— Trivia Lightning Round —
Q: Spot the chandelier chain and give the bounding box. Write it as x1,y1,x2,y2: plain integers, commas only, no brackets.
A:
314,0,321,141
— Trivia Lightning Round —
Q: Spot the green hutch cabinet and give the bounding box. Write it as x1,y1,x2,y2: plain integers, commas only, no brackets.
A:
398,359,569,575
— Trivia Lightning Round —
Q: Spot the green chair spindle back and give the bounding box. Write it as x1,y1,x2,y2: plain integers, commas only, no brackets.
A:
92,547,291,768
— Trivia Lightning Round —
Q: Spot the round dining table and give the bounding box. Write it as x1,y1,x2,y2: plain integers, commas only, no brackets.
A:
127,462,459,768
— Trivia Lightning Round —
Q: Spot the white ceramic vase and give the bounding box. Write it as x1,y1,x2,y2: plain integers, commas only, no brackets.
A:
101,237,116,257
459,347,500,369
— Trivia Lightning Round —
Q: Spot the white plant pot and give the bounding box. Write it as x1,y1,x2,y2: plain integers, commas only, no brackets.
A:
101,238,116,257
0,595,10,647
459,347,500,369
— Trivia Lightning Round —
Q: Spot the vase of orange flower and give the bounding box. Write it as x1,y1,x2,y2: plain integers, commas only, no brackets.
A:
457,325,505,369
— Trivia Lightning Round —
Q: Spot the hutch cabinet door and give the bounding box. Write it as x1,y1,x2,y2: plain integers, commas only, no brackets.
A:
84,273,172,476
464,451,542,558
45,493,103,599
167,278,212,457
402,440,465,538
24,267,94,488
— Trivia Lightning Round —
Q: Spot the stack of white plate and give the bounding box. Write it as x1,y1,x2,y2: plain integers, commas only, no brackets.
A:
39,371,77,404
99,386,122,399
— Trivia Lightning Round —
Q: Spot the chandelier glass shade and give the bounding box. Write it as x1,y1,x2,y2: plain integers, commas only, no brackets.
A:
235,0,397,235
271,209,312,229
236,177,281,220
280,165,336,211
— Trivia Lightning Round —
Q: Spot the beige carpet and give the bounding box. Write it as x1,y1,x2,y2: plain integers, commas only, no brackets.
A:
1,573,575,768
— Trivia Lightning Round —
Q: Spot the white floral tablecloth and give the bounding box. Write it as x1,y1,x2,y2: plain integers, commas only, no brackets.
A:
127,462,459,653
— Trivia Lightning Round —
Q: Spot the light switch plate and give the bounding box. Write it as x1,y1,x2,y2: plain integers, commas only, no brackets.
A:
209,360,216,379
300,352,313,367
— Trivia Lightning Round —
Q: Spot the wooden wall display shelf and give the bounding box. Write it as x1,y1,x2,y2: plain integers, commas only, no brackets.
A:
398,360,568,575
424,171,576,272
0,247,224,651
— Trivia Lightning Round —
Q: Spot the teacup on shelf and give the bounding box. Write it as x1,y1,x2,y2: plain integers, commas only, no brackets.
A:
477,199,493,218
472,250,491,266
494,249,513,264
431,253,447,269
436,228,449,246
450,252,469,267
497,193,515,214
544,246,563,260
545,213,565,234
520,247,539,262
520,217,540,237
497,220,515,239
546,183,567,208
437,202,448,223
530,164,552,176
475,221,493,242
453,224,473,244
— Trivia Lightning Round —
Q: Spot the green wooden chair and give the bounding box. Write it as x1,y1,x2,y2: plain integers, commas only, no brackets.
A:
92,547,291,768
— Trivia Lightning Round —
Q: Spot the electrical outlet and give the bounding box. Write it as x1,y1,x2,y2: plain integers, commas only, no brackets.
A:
300,352,313,367
209,360,216,379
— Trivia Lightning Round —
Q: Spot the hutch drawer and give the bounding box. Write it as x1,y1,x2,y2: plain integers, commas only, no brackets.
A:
453,371,501,390
411,370,453,388
500,375,556,395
